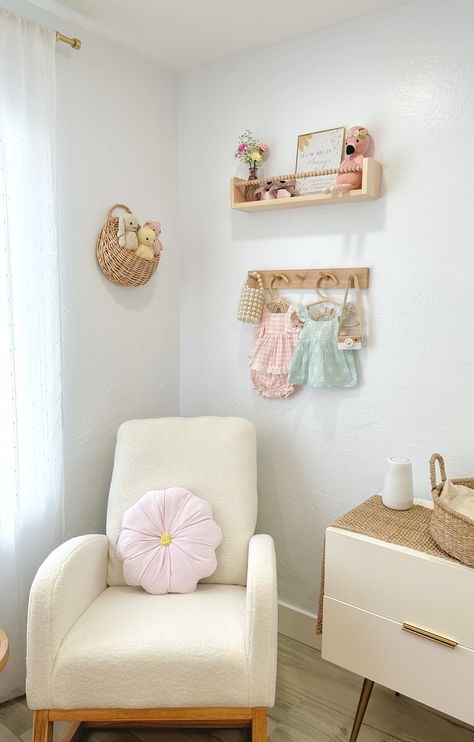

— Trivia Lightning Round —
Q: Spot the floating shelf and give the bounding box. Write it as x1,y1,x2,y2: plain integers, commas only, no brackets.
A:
231,158,381,212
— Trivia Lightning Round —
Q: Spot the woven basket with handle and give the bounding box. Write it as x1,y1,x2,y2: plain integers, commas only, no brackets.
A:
429,453,474,566
96,204,160,287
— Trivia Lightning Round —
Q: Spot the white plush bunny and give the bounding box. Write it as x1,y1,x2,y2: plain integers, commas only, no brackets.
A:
117,213,139,251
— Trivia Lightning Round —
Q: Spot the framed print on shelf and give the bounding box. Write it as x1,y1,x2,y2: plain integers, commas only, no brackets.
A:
295,127,345,195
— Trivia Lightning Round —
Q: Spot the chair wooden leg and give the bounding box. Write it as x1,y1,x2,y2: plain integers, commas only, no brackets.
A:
252,708,267,741
32,711,53,742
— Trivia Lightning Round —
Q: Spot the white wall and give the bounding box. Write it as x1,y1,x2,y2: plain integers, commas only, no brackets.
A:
3,0,181,537
4,0,474,622
179,0,474,615
56,25,180,538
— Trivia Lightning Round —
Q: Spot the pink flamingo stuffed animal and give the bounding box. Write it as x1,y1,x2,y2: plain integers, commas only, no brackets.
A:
326,126,371,194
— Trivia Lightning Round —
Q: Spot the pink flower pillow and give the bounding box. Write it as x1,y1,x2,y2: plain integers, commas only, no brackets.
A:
116,487,222,594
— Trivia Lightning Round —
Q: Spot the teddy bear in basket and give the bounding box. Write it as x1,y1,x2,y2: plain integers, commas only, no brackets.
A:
117,214,164,261
134,227,156,261
144,221,164,256
134,221,164,261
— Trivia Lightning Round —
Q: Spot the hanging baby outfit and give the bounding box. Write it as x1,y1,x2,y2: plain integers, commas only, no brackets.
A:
250,305,301,398
288,303,358,388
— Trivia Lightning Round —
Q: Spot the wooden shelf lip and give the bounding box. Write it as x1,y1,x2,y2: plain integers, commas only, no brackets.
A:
231,158,381,212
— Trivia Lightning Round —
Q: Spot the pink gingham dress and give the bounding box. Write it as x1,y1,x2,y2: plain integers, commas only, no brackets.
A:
250,305,301,398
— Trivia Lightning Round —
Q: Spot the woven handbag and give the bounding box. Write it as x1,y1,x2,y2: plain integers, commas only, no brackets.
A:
237,272,265,323
337,272,363,350
429,453,474,566
96,204,160,287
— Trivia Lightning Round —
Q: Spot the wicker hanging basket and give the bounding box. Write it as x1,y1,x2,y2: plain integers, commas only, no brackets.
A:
429,453,474,566
96,204,160,287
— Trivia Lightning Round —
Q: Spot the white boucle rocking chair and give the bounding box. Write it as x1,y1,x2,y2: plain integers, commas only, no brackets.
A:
26,417,277,742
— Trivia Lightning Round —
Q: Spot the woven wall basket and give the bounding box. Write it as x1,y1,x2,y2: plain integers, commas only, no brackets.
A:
429,453,474,567
96,204,160,287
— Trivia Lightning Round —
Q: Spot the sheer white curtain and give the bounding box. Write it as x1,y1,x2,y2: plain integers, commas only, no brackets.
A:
0,9,64,701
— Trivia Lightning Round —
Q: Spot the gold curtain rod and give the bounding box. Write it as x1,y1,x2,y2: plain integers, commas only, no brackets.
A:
56,31,81,50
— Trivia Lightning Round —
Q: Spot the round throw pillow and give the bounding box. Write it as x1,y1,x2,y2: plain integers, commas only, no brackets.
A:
116,487,222,594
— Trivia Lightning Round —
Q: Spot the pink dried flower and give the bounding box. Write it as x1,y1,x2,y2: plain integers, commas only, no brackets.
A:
258,142,269,152
238,143,247,153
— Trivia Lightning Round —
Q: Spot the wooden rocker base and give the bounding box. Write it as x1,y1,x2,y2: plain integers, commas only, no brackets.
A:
33,707,267,741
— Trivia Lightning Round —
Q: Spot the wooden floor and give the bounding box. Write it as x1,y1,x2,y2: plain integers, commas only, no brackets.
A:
1,635,473,742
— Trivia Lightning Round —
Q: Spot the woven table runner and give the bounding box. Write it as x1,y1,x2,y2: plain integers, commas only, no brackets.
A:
316,494,463,635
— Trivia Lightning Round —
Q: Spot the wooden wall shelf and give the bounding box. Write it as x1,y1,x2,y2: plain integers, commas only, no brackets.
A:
231,158,381,212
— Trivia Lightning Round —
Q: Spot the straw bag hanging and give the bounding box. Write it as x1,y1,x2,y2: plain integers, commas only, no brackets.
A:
96,204,160,287
237,272,265,323
429,453,474,566
337,273,363,350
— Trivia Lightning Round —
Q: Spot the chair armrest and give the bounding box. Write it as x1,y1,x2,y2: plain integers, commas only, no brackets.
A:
245,534,278,707
26,534,108,709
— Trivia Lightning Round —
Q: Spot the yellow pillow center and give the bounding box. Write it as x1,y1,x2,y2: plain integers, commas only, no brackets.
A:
160,531,172,546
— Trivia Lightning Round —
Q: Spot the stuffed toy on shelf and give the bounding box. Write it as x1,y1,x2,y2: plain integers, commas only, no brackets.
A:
117,212,139,251
325,126,371,194
134,226,156,261
270,179,297,199
255,179,297,201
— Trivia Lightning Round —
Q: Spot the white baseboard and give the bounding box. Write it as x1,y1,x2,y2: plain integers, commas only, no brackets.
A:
278,601,321,650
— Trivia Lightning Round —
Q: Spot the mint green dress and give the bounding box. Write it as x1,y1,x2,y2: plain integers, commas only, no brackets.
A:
288,303,358,388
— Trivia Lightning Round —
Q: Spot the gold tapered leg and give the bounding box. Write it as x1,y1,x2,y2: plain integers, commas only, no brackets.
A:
350,678,375,742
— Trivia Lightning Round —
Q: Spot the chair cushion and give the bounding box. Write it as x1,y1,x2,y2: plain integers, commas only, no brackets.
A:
106,418,257,587
116,488,222,594
50,585,253,708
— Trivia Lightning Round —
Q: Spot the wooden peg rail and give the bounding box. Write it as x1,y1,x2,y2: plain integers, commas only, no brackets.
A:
248,268,370,290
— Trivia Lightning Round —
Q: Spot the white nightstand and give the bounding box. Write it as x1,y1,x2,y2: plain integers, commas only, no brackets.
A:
321,501,474,741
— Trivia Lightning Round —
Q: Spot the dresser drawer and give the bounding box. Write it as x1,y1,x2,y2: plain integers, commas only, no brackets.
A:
322,596,474,726
324,527,474,649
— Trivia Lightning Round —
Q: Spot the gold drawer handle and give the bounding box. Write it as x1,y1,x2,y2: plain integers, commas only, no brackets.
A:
402,622,457,649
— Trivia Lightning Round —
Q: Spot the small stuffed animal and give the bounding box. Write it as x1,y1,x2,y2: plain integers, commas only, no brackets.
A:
255,180,297,201
255,181,274,201
144,220,164,256
325,126,371,194
117,213,139,251
269,179,298,199
135,226,156,261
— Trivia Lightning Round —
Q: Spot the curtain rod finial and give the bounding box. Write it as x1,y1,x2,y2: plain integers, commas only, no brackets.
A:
56,31,81,50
